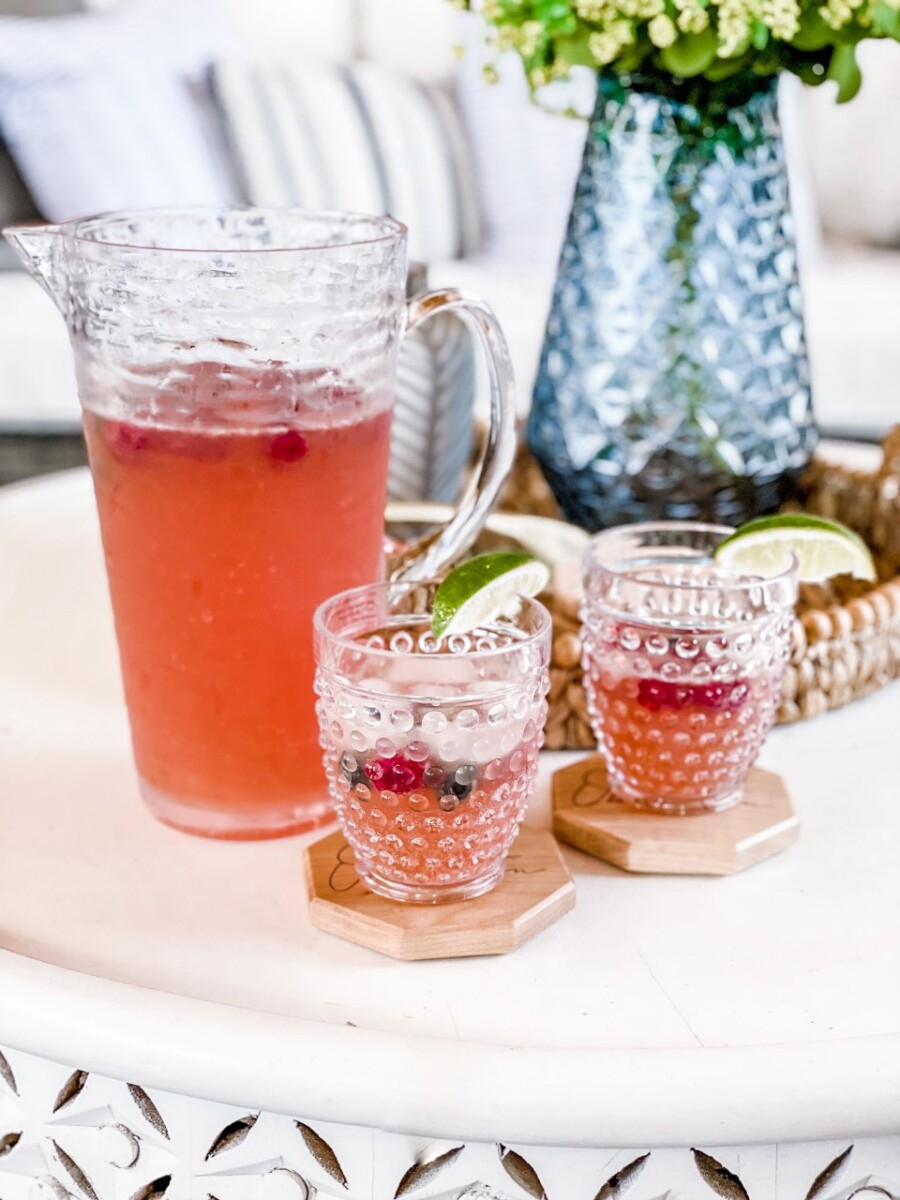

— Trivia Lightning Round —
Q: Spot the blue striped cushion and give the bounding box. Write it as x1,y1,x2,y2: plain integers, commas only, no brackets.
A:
212,60,483,263
0,0,236,221
390,296,476,504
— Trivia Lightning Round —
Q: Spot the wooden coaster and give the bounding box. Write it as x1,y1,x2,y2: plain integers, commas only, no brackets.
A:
303,827,575,961
553,755,799,876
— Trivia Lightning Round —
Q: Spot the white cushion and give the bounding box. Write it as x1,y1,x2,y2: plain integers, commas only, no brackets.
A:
455,37,587,268
801,42,900,248
217,0,458,81
0,0,237,221
216,0,354,62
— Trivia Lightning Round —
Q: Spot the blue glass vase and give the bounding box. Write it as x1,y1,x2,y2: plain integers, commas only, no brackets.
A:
527,75,818,530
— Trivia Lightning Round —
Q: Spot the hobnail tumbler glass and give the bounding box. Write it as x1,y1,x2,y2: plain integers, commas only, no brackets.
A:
315,581,552,903
581,522,797,814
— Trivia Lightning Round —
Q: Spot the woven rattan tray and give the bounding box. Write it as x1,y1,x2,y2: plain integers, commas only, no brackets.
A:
497,428,900,750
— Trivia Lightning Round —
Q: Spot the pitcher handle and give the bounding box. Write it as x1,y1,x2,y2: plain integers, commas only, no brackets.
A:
392,287,517,582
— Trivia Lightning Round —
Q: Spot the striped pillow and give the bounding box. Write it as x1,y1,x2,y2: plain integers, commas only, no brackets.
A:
212,60,483,263
389,265,476,505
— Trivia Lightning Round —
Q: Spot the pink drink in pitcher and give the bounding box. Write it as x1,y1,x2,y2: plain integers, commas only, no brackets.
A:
83,363,392,838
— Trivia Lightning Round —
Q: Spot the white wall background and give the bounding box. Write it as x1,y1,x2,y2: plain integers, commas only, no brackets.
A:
218,0,460,79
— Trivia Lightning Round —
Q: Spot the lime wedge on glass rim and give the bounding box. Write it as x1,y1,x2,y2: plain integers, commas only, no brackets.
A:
714,514,876,582
431,552,551,639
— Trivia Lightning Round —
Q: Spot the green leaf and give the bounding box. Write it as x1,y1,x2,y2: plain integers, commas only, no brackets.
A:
537,0,577,33
828,43,862,102
751,19,769,49
704,56,750,80
659,28,719,76
617,39,651,70
556,28,597,66
872,2,900,36
792,10,833,49
794,61,831,87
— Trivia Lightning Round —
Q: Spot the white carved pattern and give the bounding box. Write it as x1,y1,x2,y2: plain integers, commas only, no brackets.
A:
0,1045,898,1200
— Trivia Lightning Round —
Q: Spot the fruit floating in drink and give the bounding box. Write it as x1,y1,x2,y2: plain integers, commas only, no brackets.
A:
83,362,392,839
314,560,552,903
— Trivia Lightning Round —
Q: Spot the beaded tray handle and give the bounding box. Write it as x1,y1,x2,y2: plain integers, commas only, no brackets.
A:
495,427,900,750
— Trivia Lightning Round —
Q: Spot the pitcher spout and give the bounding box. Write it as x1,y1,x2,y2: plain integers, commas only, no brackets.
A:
2,222,66,307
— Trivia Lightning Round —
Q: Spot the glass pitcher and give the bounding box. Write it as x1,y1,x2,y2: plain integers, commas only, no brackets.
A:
4,208,516,840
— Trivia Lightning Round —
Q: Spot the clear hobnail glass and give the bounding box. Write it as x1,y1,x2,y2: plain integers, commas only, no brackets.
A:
527,76,818,530
314,582,552,903
581,522,797,814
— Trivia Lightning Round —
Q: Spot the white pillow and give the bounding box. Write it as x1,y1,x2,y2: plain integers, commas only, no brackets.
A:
0,0,237,221
801,42,900,248
455,29,588,268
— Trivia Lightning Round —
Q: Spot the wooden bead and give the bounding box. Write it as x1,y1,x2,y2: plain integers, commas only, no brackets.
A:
802,609,833,644
548,669,569,704
780,665,798,701
831,659,850,689
801,690,828,719
884,581,900,616
797,658,816,690
564,682,588,718
825,605,853,640
869,589,892,625
847,597,876,632
841,644,860,681
553,631,582,670
815,666,833,694
789,620,807,663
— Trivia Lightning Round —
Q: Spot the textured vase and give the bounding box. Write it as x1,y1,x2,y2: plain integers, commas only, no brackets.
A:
527,75,818,530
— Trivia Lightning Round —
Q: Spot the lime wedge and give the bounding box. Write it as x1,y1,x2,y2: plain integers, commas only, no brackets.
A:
431,552,551,639
714,514,876,582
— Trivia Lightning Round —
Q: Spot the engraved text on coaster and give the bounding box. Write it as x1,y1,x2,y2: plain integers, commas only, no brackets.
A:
304,826,575,960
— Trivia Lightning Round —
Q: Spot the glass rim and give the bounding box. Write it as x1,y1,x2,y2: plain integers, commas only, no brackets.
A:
314,579,553,664
18,205,408,256
584,520,798,596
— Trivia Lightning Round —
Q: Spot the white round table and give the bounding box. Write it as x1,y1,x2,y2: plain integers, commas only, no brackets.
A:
0,470,898,1200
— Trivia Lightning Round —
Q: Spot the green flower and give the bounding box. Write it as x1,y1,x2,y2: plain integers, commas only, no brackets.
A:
450,0,900,103
648,12,679,43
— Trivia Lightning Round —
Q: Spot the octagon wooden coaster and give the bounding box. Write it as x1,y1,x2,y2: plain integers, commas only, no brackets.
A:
553,754,799,876
303,826,575,960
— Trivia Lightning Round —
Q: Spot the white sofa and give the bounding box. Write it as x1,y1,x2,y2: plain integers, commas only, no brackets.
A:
0,0,897,441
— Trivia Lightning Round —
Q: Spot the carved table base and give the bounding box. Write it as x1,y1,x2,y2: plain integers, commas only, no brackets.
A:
0,1043,896,1200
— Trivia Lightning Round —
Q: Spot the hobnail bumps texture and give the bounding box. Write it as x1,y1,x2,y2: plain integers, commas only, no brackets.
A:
316,624,551,895
527,80,817,530
582,607,794,811
58,209,407,421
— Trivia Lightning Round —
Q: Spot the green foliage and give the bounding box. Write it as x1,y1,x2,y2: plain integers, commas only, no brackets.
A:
658,29,719,75
461,0,899,104
827,42,862,99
